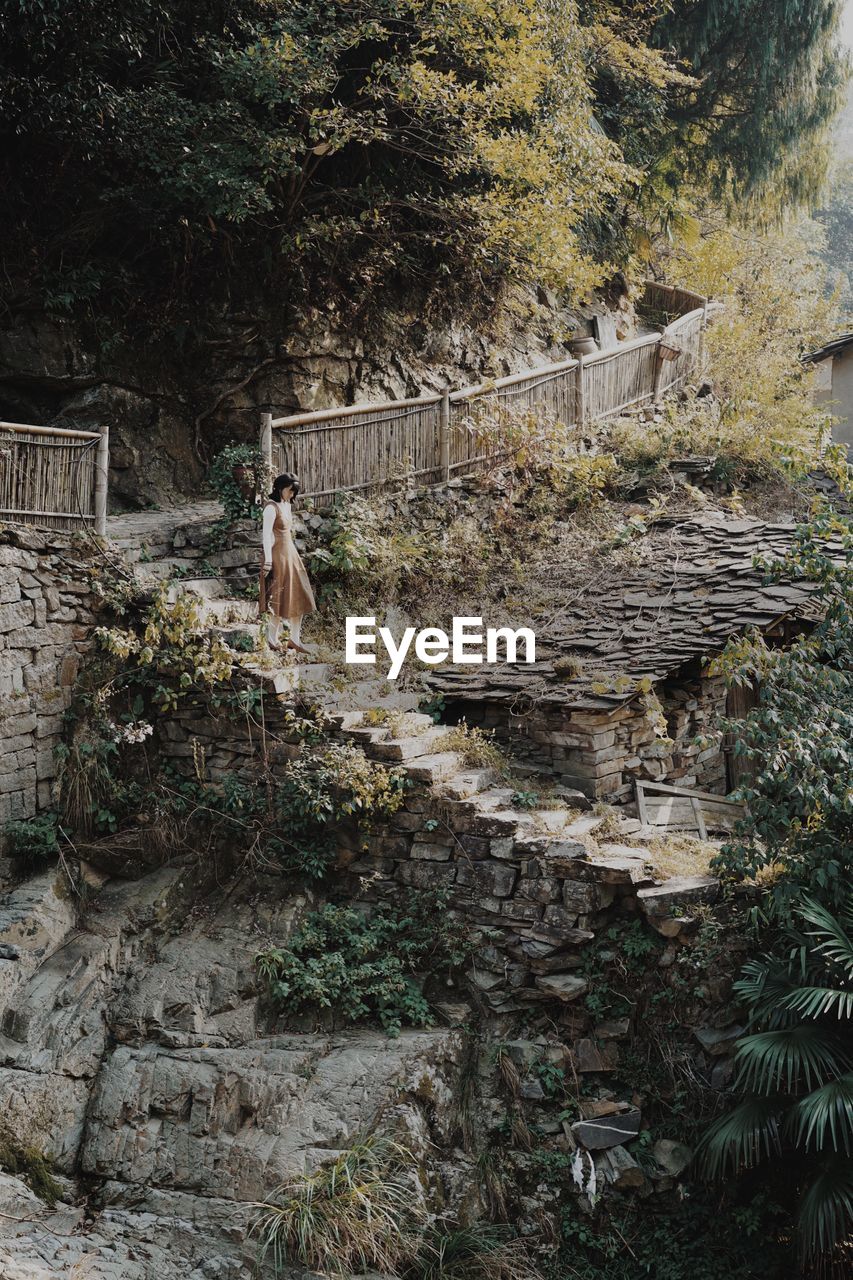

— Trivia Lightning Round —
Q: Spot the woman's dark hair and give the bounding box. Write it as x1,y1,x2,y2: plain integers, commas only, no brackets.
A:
268,473,300,501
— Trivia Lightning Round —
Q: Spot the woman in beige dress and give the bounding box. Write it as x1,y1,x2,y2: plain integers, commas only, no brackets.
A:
259,473,316,653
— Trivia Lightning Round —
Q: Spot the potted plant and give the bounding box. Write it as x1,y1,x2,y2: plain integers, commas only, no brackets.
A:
209,444,269,526
568,332,599,356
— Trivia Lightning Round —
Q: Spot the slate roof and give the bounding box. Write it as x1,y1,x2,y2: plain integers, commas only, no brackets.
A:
429,515,832,714
802,333,853,364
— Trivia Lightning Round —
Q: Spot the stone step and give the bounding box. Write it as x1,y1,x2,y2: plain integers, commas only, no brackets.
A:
464,808,524,838
247,662,335,696
467,786,518,810
394,712,436,732
322,681,423,713
166,577,234,601
345,711,435,745
367,728,451,762
116,538,174,564
435,797,522,838
401,752,466,784
208,622,262,648
134,557,201,583
345,725,392,745
436,767,502,801
565,814,607,840
531,808,575,834
199,598,257,625
333,710,368,731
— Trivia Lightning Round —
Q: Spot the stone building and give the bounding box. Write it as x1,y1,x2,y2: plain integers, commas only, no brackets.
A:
429,515,825,803
805,332,853,457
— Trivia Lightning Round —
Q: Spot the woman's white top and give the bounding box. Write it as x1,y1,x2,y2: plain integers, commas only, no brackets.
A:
262,500,290,563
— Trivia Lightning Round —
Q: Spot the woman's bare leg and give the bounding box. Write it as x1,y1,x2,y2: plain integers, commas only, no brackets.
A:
267,617,283,648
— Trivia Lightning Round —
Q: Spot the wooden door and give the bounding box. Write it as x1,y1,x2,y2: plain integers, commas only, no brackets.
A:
725,680,760,792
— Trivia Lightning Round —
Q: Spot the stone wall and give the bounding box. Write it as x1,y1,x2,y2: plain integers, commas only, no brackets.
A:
0,527,96,836
155,697,718,1018
448,671,729,803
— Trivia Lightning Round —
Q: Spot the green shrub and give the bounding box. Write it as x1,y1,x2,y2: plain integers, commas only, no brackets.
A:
443,722,508,773
255,892,472,1035
405,1223,542,1280
164,742,404,878
554,1192,789,1280
709,512,853,919
2,813,59,868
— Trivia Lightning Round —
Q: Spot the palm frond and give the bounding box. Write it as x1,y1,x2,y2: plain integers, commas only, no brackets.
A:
797,1156,853,1260
775,985,853,1022
790,1073,853,1155
797,895,853,977
734,957,802,1024
734,1026,846,1094
698,1098,783,1179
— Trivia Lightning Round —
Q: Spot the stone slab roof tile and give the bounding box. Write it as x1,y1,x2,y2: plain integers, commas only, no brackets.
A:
430,515,843,711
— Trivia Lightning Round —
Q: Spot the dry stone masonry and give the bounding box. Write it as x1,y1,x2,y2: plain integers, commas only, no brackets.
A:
157,692,720,1017
0,527,96,840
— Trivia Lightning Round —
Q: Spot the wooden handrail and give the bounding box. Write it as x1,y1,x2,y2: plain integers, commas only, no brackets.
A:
581,332,660,367
450,355,580,403
663,307,706,334
263,284,713,498
271,393,442,429
0,420,100,441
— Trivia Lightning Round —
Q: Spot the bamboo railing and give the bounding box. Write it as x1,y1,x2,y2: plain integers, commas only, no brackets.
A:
263,280,701,499
0,421,109,534
641,281,707,325
264,281,709,501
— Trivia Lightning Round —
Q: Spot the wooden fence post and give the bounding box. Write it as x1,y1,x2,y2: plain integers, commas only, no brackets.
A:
575,355,586,428
652,335,666,404
94,422,109,536
260,411,273,476
439,390,450,482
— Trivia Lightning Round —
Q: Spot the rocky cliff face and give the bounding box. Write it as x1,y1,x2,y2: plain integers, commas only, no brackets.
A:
0,861,466,1278
0,284,636,510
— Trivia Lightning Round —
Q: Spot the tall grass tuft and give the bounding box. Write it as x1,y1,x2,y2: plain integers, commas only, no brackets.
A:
405,1223,544,1280
251,1135,423,1276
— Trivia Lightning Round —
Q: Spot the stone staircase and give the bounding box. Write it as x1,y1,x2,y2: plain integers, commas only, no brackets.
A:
105,502,719,1001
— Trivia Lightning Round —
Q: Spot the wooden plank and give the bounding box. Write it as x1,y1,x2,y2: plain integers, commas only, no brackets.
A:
582,333,660,366
0,507,92,521
644,797,738,824
635,780,650,825
634,779,742,807
690,796,709,840
451,357,579,403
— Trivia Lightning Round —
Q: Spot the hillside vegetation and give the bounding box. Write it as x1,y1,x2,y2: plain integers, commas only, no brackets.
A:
0,0,847,342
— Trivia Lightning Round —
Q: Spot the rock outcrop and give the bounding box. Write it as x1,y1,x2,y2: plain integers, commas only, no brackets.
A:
0,861,464,1277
